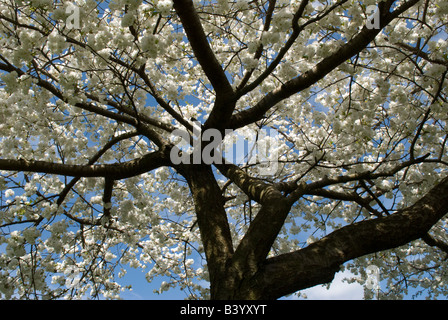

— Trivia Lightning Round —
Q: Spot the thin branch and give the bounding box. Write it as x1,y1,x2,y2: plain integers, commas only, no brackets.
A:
395,42,448,67
410,68,448,160
57,131,139,206
236,0,344,97
359,179,390,216
0,55,167,147
307,188,384,218
287,153,431,202
236,0,279,91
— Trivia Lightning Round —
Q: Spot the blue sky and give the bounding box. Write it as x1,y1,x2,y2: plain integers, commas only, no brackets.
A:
117,264,366,300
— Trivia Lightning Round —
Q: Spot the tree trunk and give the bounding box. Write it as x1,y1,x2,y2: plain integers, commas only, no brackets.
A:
179,164,235,299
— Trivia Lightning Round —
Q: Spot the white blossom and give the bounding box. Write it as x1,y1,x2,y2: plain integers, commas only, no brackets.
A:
47,30,67,54
121,11,135,28
156,0,173,16
4,189,14,198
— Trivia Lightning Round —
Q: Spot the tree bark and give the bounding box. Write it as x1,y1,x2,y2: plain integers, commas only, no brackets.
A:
178,164,235,299
0,148,170,179
233,176,448,299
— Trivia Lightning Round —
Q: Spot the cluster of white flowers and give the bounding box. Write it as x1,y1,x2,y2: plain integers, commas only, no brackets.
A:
140,34,160,58
164,80,179,101
29,0,52,8
278,61,298,79
47,30,68,54
0,71,18,93
22,227,40,245
156,0,173,16
241,56,259,71
271,8,293,32
121,11,136,28
261,30,280,46
234,0,250,10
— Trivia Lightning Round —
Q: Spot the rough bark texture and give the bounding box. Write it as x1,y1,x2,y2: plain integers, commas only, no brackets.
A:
178,164,235,299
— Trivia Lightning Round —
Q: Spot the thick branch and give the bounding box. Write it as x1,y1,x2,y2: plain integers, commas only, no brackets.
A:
0,148,170,179
247,175,448,299
215,162,279,204
422,233,448,255
214,163,294,298
173,0,236,129
102,177,114,218
173,0,233,97
229,0,421,129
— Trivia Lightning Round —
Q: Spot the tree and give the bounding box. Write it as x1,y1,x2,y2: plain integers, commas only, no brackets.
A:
0,0,447,300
